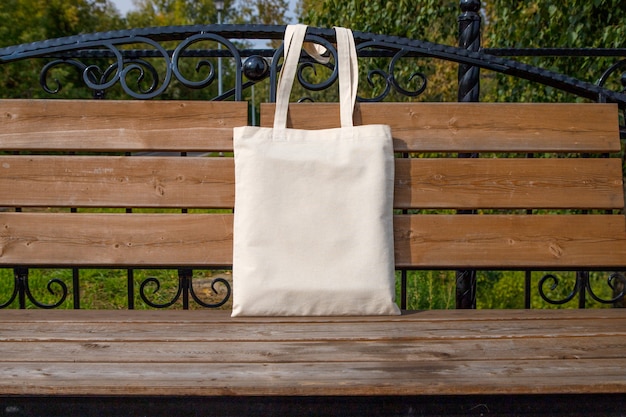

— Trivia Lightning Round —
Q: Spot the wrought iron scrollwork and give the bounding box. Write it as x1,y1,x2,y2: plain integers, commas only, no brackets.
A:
171,32,243,98
0,24,619,105
36,34,247,100
355,45,428,102
538,271,626,307
538,273,577,306
1,268,68,309
0,272,18,309
139,269,231,309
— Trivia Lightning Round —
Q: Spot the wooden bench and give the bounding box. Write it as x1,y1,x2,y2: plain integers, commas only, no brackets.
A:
1,99,625,416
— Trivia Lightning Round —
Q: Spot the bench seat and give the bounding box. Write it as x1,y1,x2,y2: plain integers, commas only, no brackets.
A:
2,309,626,397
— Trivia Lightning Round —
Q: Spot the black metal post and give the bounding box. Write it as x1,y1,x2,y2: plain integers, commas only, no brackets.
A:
456,0,481,309
458,0,481,102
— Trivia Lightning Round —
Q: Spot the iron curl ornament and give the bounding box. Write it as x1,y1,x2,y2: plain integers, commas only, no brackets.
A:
0,268,68,309
139,269,231,309
538,271,626,307
37,33,246,100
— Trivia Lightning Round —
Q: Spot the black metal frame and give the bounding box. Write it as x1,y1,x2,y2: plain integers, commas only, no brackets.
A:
0,1,625,311
2,394,626,417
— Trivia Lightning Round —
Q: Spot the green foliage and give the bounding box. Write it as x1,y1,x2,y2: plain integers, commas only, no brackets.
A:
482,0,626,102
0,0,126,98
0,0,124,47
398,270,456,310
127,0,222,27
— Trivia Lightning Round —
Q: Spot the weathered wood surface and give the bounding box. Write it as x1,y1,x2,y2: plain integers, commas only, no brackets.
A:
1,309,625,396
0,101,619,153
0,100,247,152
1,213,625,268
0,157,621,209
262,103,621,152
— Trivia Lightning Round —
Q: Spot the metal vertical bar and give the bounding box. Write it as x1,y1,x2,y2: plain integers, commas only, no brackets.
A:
400,270,407,310
577,271,588,309
456,0,481,309
127,268,135,310
179,269,192,310
458,0,481,103
72,268,80,309
15,268,27,309
524,271,532,309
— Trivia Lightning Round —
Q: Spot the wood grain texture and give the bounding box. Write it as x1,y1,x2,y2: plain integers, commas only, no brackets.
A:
0,213,233,267
0,100,247,151
0,155,234,208
0,157,621,209
1,101,619,153
1,213,625,268
261,102,621,152
394,214,626,268
1,309,625,396
394,158,624,209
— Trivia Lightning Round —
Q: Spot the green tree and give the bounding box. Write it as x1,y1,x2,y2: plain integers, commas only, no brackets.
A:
126,0,222,26
481,0,626,102
0,0,124,98
0,0,123,47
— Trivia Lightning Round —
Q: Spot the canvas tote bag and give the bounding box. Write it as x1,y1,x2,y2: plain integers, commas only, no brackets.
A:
232,25,400,316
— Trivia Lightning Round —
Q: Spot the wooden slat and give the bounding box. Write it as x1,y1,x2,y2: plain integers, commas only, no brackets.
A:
1,156,621,210
2,311,625,342
0,310,625,397
3,101,617,153
0,155,234,208
0,213,233,267
261,102,621,153
4,359,626,396
394,158,624,209
394,214,626,269
3,337,624,363
1,213,625,268
0,100,247,152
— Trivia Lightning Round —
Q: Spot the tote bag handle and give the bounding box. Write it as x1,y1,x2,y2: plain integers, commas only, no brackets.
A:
273,25,359,135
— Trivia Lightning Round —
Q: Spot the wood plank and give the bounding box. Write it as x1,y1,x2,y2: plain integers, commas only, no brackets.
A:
3,359,626,396
394,214,626,268
0,213,233,267
0,155,234,208
394,158,624,209
0,156,621,210
3,336,624,363
3,316,625,342
1,101,620,153
1,213,625,268
0,100,247,152
2,307,622,323
261,102,621,153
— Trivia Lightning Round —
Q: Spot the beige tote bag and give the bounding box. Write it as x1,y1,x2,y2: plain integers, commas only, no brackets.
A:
232,25,399,316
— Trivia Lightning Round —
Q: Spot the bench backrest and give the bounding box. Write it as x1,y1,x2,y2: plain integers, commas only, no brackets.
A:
0,100,624,270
